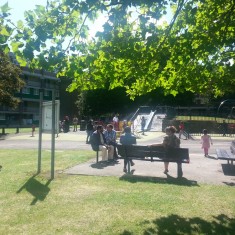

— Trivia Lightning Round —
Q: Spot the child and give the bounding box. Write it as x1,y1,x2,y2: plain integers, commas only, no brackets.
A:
201,129,213,157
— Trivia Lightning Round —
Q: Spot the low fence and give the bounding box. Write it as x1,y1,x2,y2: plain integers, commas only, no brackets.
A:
162,119,235,136
190,133,235,137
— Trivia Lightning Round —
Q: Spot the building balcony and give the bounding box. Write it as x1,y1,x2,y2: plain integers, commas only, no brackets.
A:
0,106,39,114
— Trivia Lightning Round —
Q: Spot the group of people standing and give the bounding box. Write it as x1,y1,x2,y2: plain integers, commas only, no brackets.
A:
59,116,70,133
59,115,79,133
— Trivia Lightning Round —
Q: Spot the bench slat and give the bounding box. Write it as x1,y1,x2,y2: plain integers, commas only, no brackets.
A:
230,141,235,154
116,144,190,177
117,144,189,162
216,149,235,160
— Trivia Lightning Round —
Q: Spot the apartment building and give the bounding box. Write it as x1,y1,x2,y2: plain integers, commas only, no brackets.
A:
0,66,60,127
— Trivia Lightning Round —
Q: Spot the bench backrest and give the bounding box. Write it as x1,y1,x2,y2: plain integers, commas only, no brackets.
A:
149,146,189,160
124,145,150,158
230,141,235,154
117,144,189,161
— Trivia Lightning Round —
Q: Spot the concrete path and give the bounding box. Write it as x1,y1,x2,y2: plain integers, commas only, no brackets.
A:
1,130,235,186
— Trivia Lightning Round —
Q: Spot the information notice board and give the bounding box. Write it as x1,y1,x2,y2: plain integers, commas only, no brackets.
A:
42,100,60,133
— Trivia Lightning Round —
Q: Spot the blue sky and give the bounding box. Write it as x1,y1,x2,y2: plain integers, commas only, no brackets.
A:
5,0,47,22
3,0,170,39
4,0,104,38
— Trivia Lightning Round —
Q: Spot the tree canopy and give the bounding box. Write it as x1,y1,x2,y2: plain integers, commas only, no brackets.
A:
0,51,25,108
1,0,234,99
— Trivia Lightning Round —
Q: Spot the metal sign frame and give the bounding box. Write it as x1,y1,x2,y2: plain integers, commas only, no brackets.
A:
42,100,60,133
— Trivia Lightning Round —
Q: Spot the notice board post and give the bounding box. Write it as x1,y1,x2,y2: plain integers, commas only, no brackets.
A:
41,99,60,179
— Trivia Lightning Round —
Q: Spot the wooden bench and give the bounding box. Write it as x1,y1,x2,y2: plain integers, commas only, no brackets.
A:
216,141,235,165
91,146,116,163
116,144,190,178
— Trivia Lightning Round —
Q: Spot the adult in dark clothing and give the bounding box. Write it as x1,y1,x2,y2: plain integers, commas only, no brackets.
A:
120,126,136,172
221,120,228,137
141,116,146,135
86,120,94,144
90,125,114,161
63,116,70,133
149,126,180,174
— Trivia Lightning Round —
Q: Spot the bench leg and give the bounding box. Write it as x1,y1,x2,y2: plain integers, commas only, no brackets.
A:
177,163,183,178
127,160,131,174
96,151,99,163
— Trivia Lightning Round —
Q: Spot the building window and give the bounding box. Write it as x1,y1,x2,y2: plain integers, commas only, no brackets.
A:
0,114,5,120
24,75,29,81
22,87,30,94
34,89,39,95
44,90,50,96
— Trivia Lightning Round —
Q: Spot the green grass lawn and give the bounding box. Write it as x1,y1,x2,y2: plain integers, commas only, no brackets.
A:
0,149,235,234
0,127,32,135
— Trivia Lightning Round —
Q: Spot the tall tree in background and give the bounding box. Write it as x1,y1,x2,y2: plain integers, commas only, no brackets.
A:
1,0,234,100
0,51,25,108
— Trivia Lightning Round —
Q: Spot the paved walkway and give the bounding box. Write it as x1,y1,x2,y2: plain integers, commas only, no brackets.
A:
1,130,235,186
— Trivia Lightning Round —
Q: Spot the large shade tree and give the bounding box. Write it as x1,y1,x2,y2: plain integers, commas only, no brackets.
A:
1,0,234,100
0,51,25,108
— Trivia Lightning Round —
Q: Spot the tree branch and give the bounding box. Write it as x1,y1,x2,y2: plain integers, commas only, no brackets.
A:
158,0,187,49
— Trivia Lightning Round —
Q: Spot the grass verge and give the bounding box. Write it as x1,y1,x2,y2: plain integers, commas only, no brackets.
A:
0,149,235,234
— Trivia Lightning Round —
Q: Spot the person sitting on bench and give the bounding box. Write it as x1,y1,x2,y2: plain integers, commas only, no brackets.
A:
150,126,180,174
120,126,136,172
104,124,118,158
90,125,114,161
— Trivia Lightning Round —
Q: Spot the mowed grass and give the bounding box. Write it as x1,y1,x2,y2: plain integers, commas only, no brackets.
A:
0,149,235,235
0,127,32,134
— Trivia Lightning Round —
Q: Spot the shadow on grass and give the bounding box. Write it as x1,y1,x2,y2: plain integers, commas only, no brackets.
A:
120,214,235,235
17,174,52,205
223,182,235,186
119,174,198,187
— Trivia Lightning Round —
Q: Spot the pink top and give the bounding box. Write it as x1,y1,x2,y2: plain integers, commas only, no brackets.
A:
201,134,212,148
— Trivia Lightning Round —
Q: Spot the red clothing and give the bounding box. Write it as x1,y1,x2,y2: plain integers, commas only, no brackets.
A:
179,123,184,130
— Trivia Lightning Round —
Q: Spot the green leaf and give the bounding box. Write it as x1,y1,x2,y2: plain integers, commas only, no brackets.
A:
17,20,24,29
0,3,11,13
11,41,24,52
0,27,10,36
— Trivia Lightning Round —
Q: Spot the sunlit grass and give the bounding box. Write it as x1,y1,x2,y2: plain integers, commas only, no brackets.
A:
0,149,235,234
0,127,32,134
